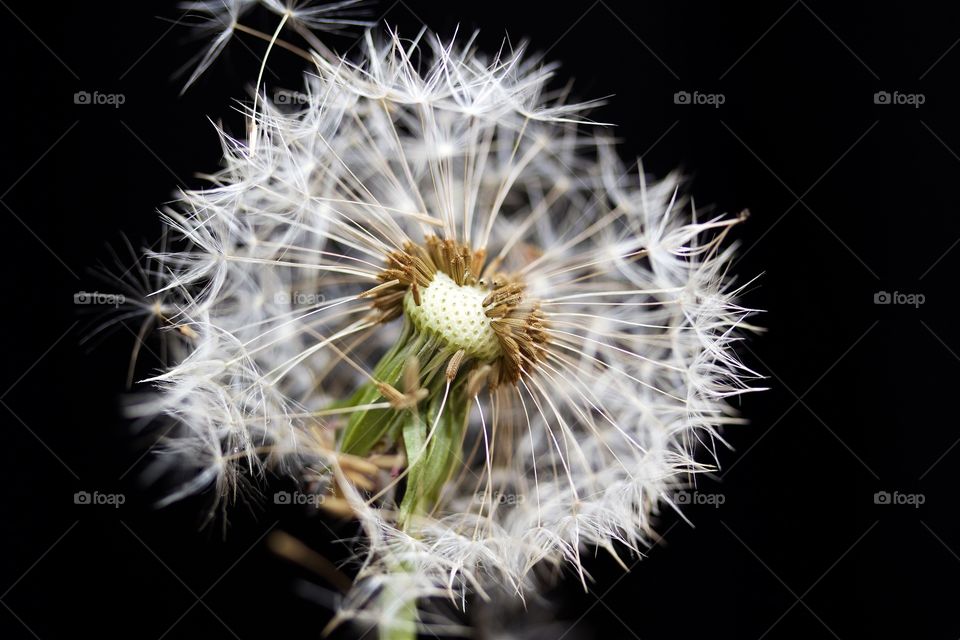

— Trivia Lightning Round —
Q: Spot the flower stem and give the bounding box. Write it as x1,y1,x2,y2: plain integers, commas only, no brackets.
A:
379,582,418,640
338,315,474,638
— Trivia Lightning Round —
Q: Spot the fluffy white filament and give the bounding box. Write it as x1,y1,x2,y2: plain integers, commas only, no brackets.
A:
126,11,761,634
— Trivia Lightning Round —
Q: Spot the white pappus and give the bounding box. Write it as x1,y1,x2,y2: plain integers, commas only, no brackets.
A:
120,2,763,637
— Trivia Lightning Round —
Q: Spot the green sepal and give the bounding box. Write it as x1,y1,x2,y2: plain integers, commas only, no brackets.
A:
398,385,469,528
338,321,418,456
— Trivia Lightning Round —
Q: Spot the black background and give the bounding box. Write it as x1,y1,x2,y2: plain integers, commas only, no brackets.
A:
2,1,957,638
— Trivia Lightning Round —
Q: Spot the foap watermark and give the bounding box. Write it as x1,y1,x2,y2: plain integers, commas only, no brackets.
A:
74,490,126,508
473,491,526,506
874,290,925,308
275,291,326,306
74,90,126,108
74,291,126,307
274,490,326,506
874,490,925,508
675,490,725,507
873,90,925,108
674,90,725,108
274,89,309,105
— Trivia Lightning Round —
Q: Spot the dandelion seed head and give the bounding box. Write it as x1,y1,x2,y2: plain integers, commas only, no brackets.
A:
117,15,762,635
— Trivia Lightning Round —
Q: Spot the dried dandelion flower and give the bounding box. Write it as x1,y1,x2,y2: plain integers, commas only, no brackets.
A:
120,4,761,637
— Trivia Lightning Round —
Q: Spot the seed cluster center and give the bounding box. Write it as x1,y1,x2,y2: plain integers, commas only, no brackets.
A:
403,272,502,361
363,235,549,386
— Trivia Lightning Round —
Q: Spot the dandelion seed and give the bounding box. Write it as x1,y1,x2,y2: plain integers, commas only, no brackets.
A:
116,8,762,637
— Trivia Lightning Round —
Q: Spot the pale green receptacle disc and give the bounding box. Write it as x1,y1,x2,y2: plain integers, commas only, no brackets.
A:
403,271,501,361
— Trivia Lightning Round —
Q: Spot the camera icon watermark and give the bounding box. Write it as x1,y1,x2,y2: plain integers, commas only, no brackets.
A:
274,291,326,306
74,490,126,508
674,490,725,507
873,290,925,308
873,90,925,108
873,490,924,508
274,89,308,105
274,491,325,506
674,90,725,108
74,291,126,307
74,90,126,109
472,491,525,506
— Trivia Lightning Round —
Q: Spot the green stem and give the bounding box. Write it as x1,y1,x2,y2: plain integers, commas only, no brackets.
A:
379,576,418,640
398,379,469,529
336,316,475,639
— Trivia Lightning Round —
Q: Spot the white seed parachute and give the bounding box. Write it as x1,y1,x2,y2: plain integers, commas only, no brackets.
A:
120,3,762,635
